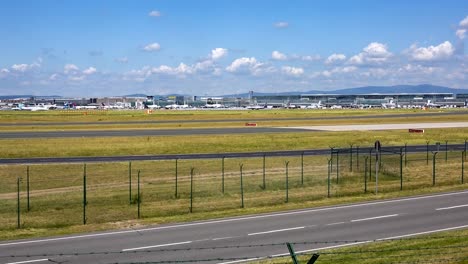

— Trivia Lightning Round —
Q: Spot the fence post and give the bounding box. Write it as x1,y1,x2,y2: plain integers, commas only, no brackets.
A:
336,150,339,184
263,154,266,190
190,167,194,213
426,141,430,165
465,139,467,161
369,152,372,181
17,177,21,229
137,170,141,219
26,166,30,212
285,161,290,203
432,152,438,186
462,151,465,184
447,140,450,162
364,157,368,193
222,156,225,194
83,164,87,225
128,161,132,204
240,164,244,208
301,152,304,186
356,146,360,171
349,144,353,172
400,148,403,191
330,147,334,173
405,143,408,167
175,158,178,198
327,159,331,198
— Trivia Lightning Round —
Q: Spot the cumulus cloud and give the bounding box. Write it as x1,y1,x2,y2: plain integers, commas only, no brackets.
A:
83,67,97,75
274,21,289,28
151,63,194,76
456,16,468,39
10,59,41,72
325,53,346,64
348,42,392,65
301,55,321,61
210,48,228,60
272,50,287,60
409,41,454,61
64,64,79,74
49,73,59,81
282,66,304,77
149,10,161,17
226,57,272,75
11,64,30,72
143,42,161,52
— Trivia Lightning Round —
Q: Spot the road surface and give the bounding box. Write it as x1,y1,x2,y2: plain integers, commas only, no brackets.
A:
1,191,467,263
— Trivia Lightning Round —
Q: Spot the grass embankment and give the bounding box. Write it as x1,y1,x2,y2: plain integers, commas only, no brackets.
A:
0,128,467,159
251,229,468,264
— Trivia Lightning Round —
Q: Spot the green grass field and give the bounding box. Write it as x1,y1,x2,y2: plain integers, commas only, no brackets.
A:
0,109,467,244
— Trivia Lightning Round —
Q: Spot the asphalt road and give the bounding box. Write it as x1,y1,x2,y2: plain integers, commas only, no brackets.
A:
0,127,314,139
1,111,468,126
0,144,465,165
1,191,467,264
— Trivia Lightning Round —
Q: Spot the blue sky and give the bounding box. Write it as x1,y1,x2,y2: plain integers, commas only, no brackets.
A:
0,0,467,96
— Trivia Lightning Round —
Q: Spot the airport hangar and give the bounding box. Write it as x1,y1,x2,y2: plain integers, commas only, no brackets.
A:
6,92,468,108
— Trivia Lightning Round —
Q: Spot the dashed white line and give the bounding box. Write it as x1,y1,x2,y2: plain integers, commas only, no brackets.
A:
351,214,399,222
248,226,305,236
5,259,49,264
326,222,345,226
436,204,468,211
122,241,192,252
212,236,234,241
1,191,466,247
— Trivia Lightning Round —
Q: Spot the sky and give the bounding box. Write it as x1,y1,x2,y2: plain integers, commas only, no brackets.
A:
0,0,467,97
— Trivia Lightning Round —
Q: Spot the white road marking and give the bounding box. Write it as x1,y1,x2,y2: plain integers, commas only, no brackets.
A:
1,191,467,247
248,226,305,236
217,257,263,264
212,236,234,241
326,222,345,226
5,259,49,264
122,241,192,252
225,224,468,264
282,122,468,132
436,204,468,211
351,214,399,222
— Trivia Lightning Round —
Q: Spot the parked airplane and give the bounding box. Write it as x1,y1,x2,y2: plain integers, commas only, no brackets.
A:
165,103,189,109
147,104,161,109
381,99,399,109
306,101,323,109
245,104,266,110
204,103,224,108
425,100,441,108
15,103,56,111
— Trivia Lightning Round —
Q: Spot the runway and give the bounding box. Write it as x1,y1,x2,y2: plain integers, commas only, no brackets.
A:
2,191,467,263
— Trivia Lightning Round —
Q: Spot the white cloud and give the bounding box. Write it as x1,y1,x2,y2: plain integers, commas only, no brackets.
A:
195,60,214,71
149,10,161,17
325,53,346,64
348,42,392,65
226,57,273,75
151,63,194,76
274,21,289,28
272,50,287,60
210,48,228,60
49,73,59,81
456,29,466,39
64,64,79,74
11,64,30,72
143,42,161,52
459,16,468,27
83,67,97,75
456,16,468,39
282,66,304,77
1,68,9,73
409,41,454,61
115,57,129,63
301,55,321,61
